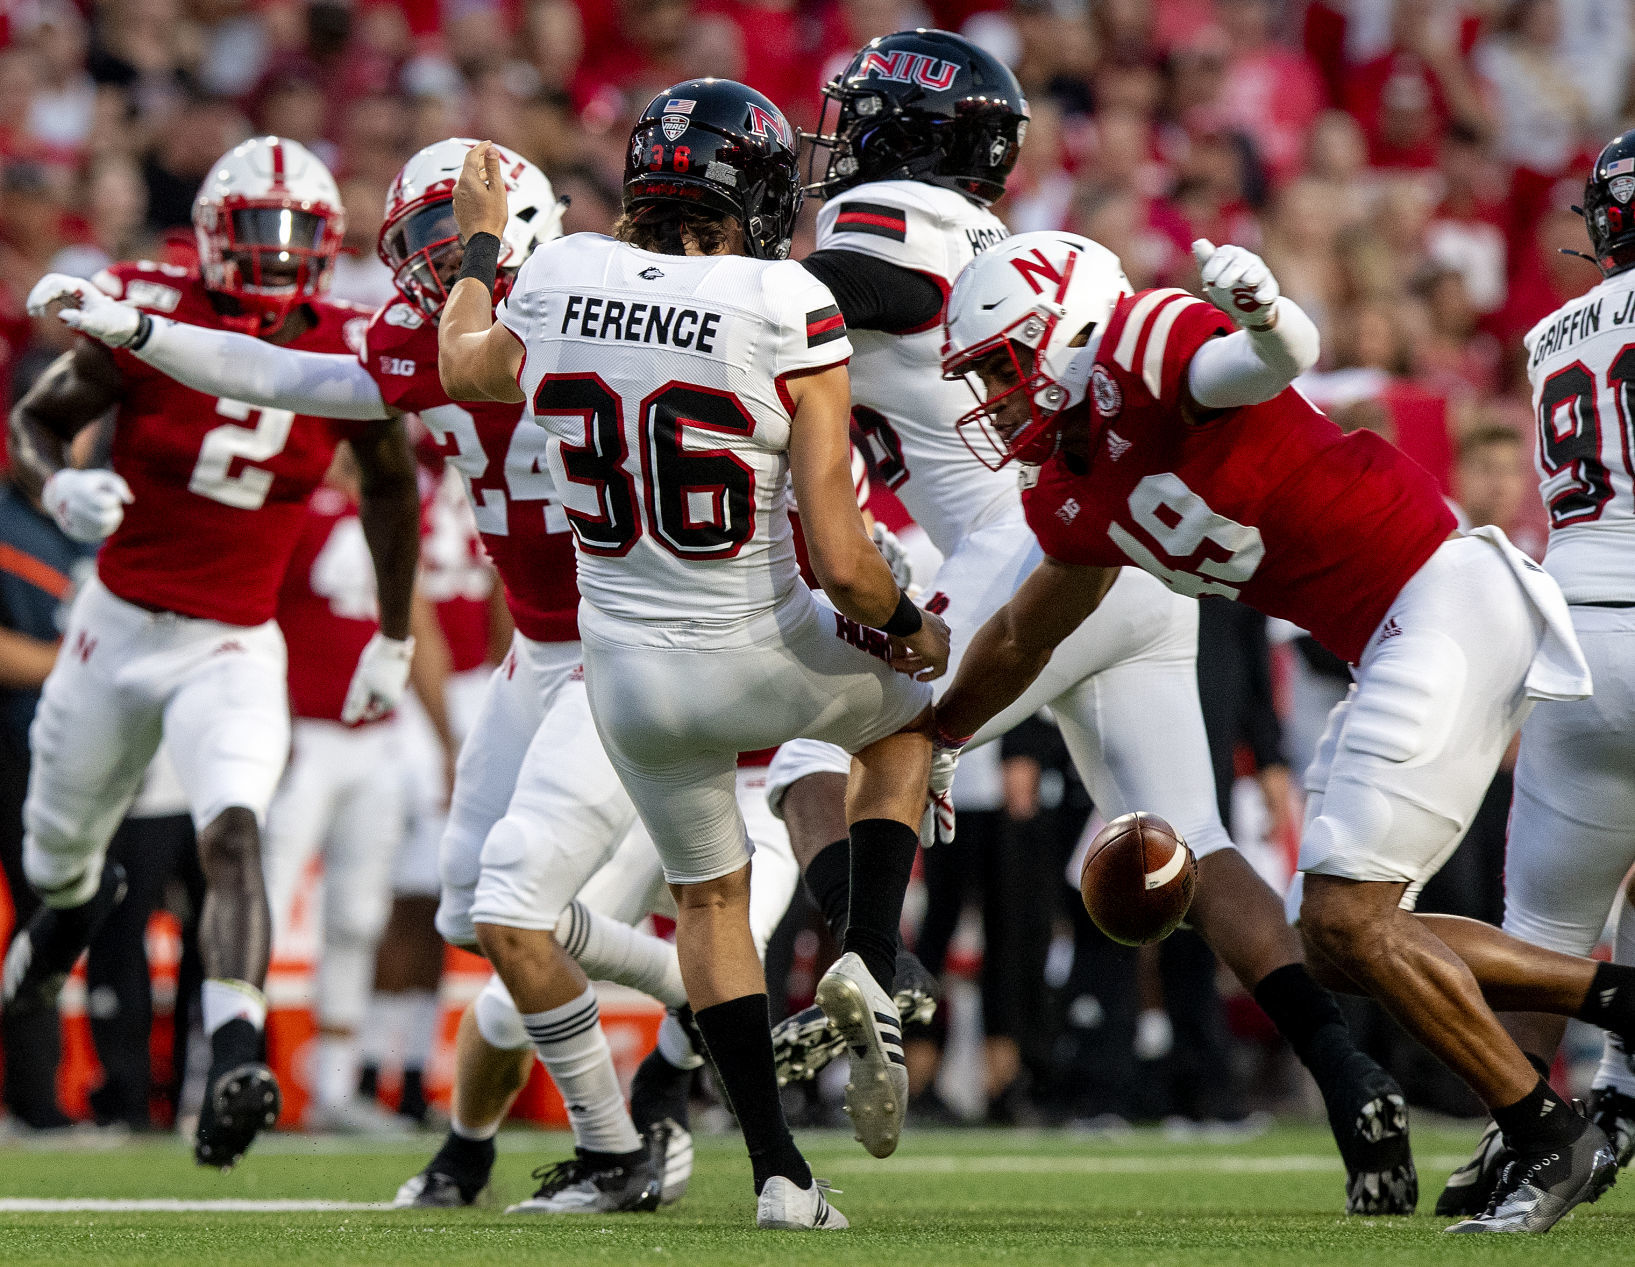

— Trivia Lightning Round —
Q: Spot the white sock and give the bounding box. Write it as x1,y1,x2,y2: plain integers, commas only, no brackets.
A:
656,1010,705,1071
1596,897,1635,1095
558,900,687,1008
201,979,267,1037
313,1033,360,1109
359,993,406,1068
521,985,642,1156
451,1113,502,1142
401,989,442,1071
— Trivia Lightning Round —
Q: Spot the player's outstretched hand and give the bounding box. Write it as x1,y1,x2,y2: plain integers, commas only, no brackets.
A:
890,606,950,682
341,633,416,725
454,141,510,242
26,273,143,348
1193,239,1279,332
42,468,133,543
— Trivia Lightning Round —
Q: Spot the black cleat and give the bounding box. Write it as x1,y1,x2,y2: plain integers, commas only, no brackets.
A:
1325,1052,1417,1215
504,1150,661,1214
1446,1118,1617,1233
2,863,126,1014
194,1062,280,1170
645,1117,693,1206
393,1133,495,1207
1436,1119,1511,1217
772,949,938,1085
1586,1086,1635,1168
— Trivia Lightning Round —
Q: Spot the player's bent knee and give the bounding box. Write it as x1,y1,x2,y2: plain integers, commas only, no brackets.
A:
670,864,751,913
198,807,263,877
434,892,479,952
22,833,103,908
473,973,531,1051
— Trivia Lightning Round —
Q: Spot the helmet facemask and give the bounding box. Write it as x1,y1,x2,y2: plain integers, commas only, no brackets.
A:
380,198,470,317
944,310,1073,470
200,200,339,330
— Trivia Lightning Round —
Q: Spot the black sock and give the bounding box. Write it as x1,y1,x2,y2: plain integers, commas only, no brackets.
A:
631,1045,693,1135
433,1130,496,1184
843,819,919,994
1524,1050,1552,1080
1576,963,1635,1038
209,1017,263,1070
400,1067,427,1115
1492,1076,1584,1153
1252,963,1356,1087
357,1063,379,1099
693,993,811,1194
802,838,852,942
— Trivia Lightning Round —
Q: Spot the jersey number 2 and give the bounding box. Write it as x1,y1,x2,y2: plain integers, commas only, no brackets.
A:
189,398,294,510
532,375,755,560
1109,472,1265,600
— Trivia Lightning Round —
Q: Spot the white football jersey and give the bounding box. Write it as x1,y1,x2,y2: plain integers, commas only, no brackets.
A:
1524,267,1635,600
500,234,853,633
816,179,1012,556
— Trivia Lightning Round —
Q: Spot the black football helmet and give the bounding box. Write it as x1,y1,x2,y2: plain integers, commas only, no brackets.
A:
1581,129,1635,276
623,78,803,260
806,29,1029,205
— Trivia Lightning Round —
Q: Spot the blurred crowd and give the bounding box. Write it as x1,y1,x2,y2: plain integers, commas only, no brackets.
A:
0,0,1625,1130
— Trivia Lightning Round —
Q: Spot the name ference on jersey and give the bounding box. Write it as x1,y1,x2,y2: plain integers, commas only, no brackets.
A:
559,294,723,353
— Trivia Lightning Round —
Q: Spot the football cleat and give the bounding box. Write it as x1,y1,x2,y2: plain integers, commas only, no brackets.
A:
755,1176,847,1230
1446,1120,1617,1233
393,1134,495,1208
1436,1119,1510,1218
773,949,937,1086
309,1096,414,1136
815,951,908,1159
505,1152,661,1214
3,863,126,1014
193,1062,280,1170
646,1117,693,1206
1586,1085,1635,1167
1326,1053,1417,1215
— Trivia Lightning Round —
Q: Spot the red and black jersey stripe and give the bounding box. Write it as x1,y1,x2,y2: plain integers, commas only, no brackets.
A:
806,304,846,347
833,201,908,242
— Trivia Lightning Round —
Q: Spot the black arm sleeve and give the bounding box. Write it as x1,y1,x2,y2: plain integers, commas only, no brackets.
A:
801,248,945,334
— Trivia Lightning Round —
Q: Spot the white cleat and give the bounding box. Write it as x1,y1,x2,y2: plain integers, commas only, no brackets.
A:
815,951,908,1158
648,1118,694,1206
756,1176,847,1230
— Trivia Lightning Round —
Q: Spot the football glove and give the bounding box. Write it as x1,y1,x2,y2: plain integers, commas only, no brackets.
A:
921,736,961,848
872,522,914,590
1193,239,1279,332
341,633,416,725
42,468,133,543
27,273,145,348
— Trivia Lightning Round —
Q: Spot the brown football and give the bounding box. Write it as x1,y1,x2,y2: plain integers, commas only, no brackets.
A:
1079,812,1197,946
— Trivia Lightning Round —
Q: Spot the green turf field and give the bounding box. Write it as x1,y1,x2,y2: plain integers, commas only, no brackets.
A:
0,1122,1630,1264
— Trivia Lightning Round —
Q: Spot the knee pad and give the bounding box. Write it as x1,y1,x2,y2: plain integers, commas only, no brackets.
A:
1345,633,1465,768
1299,777,1460,889
474,973,531,1051
470,816,567,933
22,829,103,909
435,890,478,951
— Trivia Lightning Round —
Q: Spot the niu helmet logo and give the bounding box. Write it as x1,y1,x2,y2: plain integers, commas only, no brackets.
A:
857,50,957,91
746,104,793,147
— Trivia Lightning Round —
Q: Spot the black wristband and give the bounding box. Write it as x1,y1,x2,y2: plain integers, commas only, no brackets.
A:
128,312,154,351
457,232,503,293
880,589,923,638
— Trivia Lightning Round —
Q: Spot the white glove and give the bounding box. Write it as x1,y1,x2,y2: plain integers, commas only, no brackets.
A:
42,468,133,543
872,522,914,590
1193,239,1279,332
341,633,416,724
26,273,144,348
921,739,961,848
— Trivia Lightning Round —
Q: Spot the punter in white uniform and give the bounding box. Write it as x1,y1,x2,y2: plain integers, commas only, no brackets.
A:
768,29,1416,1215
437,79,949,1231
1438,131,1635,1213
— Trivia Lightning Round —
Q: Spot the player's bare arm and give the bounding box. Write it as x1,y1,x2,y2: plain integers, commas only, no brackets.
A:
347,417,419,642
933,556,1118,742
438,142,525,403
8,340,124,502
26,272,392,421
786,362,950,680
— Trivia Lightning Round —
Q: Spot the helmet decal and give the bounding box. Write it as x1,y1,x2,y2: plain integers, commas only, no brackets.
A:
1009,247,1076,301
746,104,793,146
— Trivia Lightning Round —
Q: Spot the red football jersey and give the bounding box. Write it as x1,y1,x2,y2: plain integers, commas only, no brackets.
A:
417,465,495,673
1023,289,1456,663
278,485,383,723
93,261,373,625
362,299,579,644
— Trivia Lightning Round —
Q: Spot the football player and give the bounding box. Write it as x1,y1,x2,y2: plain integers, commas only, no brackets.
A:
1437,130,1635,1213
4,137,423,1169
32,138,800,1216
765,28,1416,1213
438,80,949,1228
934,229,1635,1233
